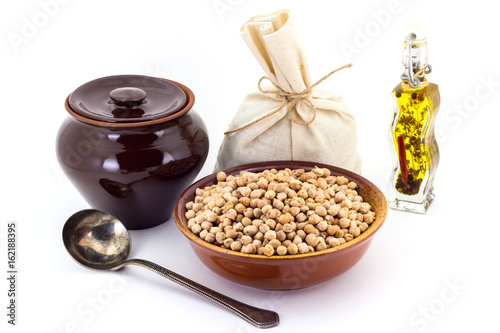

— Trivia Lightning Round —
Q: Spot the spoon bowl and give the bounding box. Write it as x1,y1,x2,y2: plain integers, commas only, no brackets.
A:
62,209,131,270
62,209,279,329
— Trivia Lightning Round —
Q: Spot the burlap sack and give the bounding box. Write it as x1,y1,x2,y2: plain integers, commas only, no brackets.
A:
215,9,362,173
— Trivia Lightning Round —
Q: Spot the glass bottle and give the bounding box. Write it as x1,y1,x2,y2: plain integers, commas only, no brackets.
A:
387,32,440,213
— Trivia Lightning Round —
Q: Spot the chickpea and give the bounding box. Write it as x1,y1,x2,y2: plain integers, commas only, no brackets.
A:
297,189,308,199
252,239,262,248
240,217,252,227
248,182,259,191
248,189,260,199
241,244,257,254
185,210,196,220
359,222,369,232
264,190,276,200
335,229,344,238
315,205,327,217
240,235,253,245
289,178,302,190
337,207,349,219
363,212,375,224
225,229,238,239
275,183,286,193
273,199,285,211
243,225,258,236
223,238,233,248
276,192,287,201
296,212,307,223
259,223,271,234
191,224,202,234
289,206,301,217
215,232,226,244
297,243,309,254
316,178,328,190
305,234,320,247
201,221,212,231
254,231,264,242
210,226,222,235
314,194,326,204
349,226,361,238
265,219,277,230
205,233,215,243
292,235,302,245
264,230,277,240
348,211,358,221
309,213,323,225
353,195,363,202
263,244,274,257
193,202,204,212
304,224,317,234
262,204,272,215
282,223,295,233
359,202,371,214
341,199,352,209
253,207,263,218
276,246,287,256
187,218,196,229
326,224,340,236
257,200,267,209
269,239,281,249
252,219,263,227
226,209,237,220
286,243,298,255
356,213,364,222
328,204,341,216
257,177,268,189
328,237,341,247
194,214,205,224
336,176,349,185
206,211,218,222
334,191,346,203
316,220,328,232
315,242,328,251
339,218,350,229
344,233,354,242
276,230,287,242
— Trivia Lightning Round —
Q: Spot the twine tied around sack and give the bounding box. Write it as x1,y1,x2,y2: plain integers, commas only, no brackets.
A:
224,63,353,135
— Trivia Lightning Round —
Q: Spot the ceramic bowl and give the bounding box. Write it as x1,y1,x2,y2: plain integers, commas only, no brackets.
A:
174,161,387,290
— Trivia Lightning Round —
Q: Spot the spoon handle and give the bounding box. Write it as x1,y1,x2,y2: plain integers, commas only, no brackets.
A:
125,258,279,328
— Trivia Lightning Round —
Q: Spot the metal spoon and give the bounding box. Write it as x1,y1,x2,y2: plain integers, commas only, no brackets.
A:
62,209,279,329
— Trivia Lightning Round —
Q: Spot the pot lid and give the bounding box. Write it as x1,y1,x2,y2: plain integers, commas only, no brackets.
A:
68,75,188,124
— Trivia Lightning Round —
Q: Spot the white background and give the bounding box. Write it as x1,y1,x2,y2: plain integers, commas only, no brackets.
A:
1,0,499,332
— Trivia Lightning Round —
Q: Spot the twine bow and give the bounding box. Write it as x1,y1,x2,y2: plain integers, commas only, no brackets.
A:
224,63,353,135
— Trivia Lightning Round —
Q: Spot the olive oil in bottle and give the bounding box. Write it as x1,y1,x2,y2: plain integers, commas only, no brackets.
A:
388,31,440,213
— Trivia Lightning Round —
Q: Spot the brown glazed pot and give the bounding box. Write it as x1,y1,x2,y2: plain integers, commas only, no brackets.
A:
174,161,387,290
57,75,209,230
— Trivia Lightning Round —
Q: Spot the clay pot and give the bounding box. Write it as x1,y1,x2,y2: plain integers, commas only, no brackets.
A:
57,75,209,229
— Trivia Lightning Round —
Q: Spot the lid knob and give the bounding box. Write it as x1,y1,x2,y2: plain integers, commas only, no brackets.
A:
109,87,147,107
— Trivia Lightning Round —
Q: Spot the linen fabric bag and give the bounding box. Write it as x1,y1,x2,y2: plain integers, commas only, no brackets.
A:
215,9,362,173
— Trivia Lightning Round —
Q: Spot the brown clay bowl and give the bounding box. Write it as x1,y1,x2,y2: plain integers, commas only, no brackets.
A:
174,161,387,290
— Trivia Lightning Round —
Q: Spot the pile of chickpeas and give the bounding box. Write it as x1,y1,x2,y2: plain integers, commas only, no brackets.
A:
184,167,376,256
